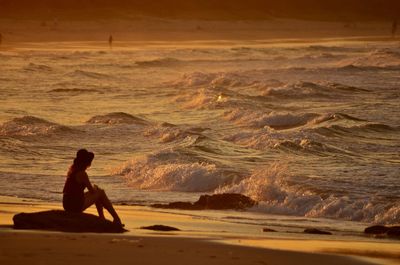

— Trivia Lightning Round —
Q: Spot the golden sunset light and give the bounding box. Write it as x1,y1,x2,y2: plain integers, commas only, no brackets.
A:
0,1,399,265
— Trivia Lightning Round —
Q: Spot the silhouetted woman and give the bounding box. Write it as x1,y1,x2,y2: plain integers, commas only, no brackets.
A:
108,34,113,48
63,149,123,226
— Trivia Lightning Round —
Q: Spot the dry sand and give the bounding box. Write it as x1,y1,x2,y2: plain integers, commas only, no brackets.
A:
0,231,375,265
1,196,399,265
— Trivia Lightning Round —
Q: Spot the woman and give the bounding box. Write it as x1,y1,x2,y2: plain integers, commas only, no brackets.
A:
63,149,123,226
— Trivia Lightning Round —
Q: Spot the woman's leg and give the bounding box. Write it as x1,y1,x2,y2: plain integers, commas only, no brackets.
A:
95,202,105,219
83,191,104,218
83,188,121,223
92,186,105,219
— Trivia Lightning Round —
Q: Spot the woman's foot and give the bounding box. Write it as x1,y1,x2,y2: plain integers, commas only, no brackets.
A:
113,218,125,228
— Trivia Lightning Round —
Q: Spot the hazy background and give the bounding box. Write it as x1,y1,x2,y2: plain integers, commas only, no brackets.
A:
1,0,399,21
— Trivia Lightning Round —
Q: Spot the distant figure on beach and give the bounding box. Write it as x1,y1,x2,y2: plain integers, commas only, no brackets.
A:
63,149,123,226
108,34,113,48
392,20,398,37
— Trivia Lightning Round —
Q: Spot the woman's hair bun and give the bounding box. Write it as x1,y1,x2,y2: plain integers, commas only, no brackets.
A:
75,149,94,166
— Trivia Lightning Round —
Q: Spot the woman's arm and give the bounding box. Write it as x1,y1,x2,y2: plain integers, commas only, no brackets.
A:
77,171,95,193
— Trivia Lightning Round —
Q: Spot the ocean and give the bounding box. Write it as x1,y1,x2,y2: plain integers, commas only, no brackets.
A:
1,40,399,235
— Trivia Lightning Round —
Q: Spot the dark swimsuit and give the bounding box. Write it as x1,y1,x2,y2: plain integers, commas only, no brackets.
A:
63,173,85,213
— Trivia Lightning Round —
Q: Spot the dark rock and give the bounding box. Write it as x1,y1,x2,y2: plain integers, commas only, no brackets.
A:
364,225,390,234
13,210,127,233
303,228,332,235
152,201,197,210
364,225,400,238
195,194,256,209
140,225,180,231
387,227,400,237
263,228,277,232
152,193,256,210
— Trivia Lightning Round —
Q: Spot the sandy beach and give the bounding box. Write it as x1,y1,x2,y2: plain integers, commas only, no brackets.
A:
0,231,375,265
1,196,399,265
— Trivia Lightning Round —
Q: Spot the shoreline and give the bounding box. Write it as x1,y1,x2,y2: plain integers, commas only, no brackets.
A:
0,18,397,44
0,36,398,53
1,196,399,265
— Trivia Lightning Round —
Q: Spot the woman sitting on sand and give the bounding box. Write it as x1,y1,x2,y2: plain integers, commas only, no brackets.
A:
63,149,123,226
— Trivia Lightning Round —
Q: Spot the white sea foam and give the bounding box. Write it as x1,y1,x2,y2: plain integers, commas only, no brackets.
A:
144,124,184,143
224,127,331,152
173,88,231,109
114,150,230,192
224,109,319,129
216,165,400,224
170,72,255,88
135,57,181,67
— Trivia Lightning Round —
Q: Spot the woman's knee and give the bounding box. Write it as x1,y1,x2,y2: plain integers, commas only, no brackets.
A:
90,188,104,200
94,185,106,193
96,188,106,198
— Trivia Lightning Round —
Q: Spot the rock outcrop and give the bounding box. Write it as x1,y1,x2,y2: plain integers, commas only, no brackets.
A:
13,210,127,233
303,228,332,235
151,193,256,210
364,225,400,238
140,225,180,231
262,228,277,232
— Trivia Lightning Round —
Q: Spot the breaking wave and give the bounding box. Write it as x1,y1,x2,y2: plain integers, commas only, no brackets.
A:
0,116,73,136
168,72,369,102
216,165,400,224
114,149,233,192
135,57,181,67
224,127,337,154
262,81,369,99
170,72,256,88
65,70,111,79
224,109,367,129
115,153,400,224
307,45,361,52
336,48,400,70
311,113,367,124
173,88,231,109
144,123,205,144
23,63,53,72
224,110,394,151
224,109,320,129
86,112,150,125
